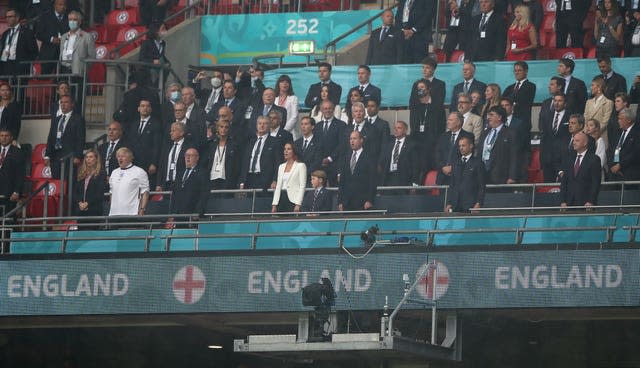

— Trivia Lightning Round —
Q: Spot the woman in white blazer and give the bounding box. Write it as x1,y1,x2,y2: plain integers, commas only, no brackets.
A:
272,142,307,213
275,75,301,140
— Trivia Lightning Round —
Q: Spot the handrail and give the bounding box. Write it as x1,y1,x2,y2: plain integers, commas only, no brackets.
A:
2,181,50,219
323,4,398,63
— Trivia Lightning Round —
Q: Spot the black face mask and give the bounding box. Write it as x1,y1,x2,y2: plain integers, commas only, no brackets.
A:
417,90,427,97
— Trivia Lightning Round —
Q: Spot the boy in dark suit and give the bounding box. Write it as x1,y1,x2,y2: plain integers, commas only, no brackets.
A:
302,170,333,213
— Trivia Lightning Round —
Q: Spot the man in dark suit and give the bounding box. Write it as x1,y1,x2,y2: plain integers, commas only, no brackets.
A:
35,0,69,75
236,66,266,107
365,99,391,143
500,97,529,182
295,116,323,185
190,69,224,114
561,132,601,208
268,109,293,157
249,88,287,135
558,58,588,114
555,0,589,48
502,61,536,135
0,128,24,216
170,148,208,217
608,108,640,181
113,72,161,129
449,61,487,112
539,93,571,182
395,0,435,63
181,87,207,149
476,106,519,184
239,116,281,192
347,65,382,105
597,56,628,101
365,9,403,65
301,170,332,212
99,121,129,177
345,102,383,162
378,121,420,186
304,62,342,108
0,8,38,79
446,135,486,212
126,99,162,182
45,95,85,179
539,77,567,125
465,0,506,61
207,80,247,139
442,0,474,61
410,57,446,107
171,101,206,150
435,112,474,185
161,82,181,130
314,100,347,186
338,131,377,211
156,122,194,191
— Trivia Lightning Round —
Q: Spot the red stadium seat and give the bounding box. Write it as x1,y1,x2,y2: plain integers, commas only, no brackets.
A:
211,0,243,14
423,170,440,196
115,26,146,55
106,7,140,27
87,24,109,44
27,180,63,218
303,0,360,11
449,50,466,63
542,0,556,13
251,0,281,13
529,147,541,170
24,78,54,116
30,163,52,179
551,47,583,59
31,144,47,165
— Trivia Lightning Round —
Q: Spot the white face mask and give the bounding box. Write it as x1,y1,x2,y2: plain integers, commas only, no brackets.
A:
210,77,222,88
68,20,79,31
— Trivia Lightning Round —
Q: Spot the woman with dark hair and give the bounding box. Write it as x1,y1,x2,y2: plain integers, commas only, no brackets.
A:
73,148,106,219
340,88,364,124
272,142,307,213
275,75,300,140
409,79,446,176
310,84,340,122
594,0,623,58
0,82,21,143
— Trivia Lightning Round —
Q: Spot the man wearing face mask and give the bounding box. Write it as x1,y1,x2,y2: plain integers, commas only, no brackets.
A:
59,10,95,108
190,69,224,114
161,82,182,132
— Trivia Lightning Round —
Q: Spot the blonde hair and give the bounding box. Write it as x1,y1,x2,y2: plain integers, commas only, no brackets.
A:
77,148,102,181
511,5,531,29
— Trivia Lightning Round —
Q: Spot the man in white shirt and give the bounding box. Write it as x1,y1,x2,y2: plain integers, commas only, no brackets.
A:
109,147,149,216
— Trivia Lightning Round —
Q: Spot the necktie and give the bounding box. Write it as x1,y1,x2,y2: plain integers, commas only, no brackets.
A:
392,140,400,164
138,120,146,135
0,147,5,166
323,121,329,133
379,26,387,42
106,141,115,159
182,167,191,182
462,156,468,164
303,139,309,151
169,143,178,180
489,128,497,145
55,114,66,149
617,129,627,148
350,151,357,173
514,81,521,93
6,29,14,49
464,81,469,94
251,137,262,173
451,133,457,144
58,14,63,21
366,117,372,125
573,154,582,176
479,14,487,30
552,112,559,133
359,85,365,92
225,99,230,106
312,189,320,211
263,105,270,115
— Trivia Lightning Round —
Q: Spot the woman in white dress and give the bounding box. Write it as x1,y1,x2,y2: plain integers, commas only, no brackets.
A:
310,85,341,123
275,75,300,140
585,118,607,181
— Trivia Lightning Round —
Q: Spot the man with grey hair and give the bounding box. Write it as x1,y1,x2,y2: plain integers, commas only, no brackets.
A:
239,115,281,192
560,131,601,208
59,10,95,76
346,101,382,161
456,93,483,144
109,147,149,216
608,108,640,181
435,112,474,185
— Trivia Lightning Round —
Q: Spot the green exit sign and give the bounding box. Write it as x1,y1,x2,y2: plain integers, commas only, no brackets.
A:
289,40,315,55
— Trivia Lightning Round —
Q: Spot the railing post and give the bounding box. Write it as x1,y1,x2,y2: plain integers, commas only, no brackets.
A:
67,156,74,217
59,160,65,220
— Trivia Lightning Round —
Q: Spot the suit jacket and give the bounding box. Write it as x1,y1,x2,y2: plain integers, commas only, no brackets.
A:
170,166,208,215
503,79,536,131
538,97,556,126
435,129,475,185
183,116,207,150
295,135,324,180
35,10,69,64
236,75,265,107
126,116,162,172
45,112,85,161
466,11,507,61
114,86,161,128
314,117,347,161
249,103,288,133
365,25,403,65
378,137,421,186
539,109,570,172
202,137,241,189
476,125,519,184
607,123,640,180
410,78,446,108
601,72,628,101
0,25,38,68
0,144,24,197
338,149,377,210
189,81,223,113
207,97,247,139
345,121,383,162
564,76,588,114
369,116,391,143
157,139,194,188
395,0,433,35
272,161,307,206
560,151,601,206
462,112,483,144
59,29,96,74
73,172,106,217
584,96,613,136
98,138,129,176
447,154,486,212
270,127,294,157
450,79,487,112
139,38,166,63
301,187,333,212
0,101,21,139
304,81,342,108
239,134,281,189
348,84,382,105
409,102,446,154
